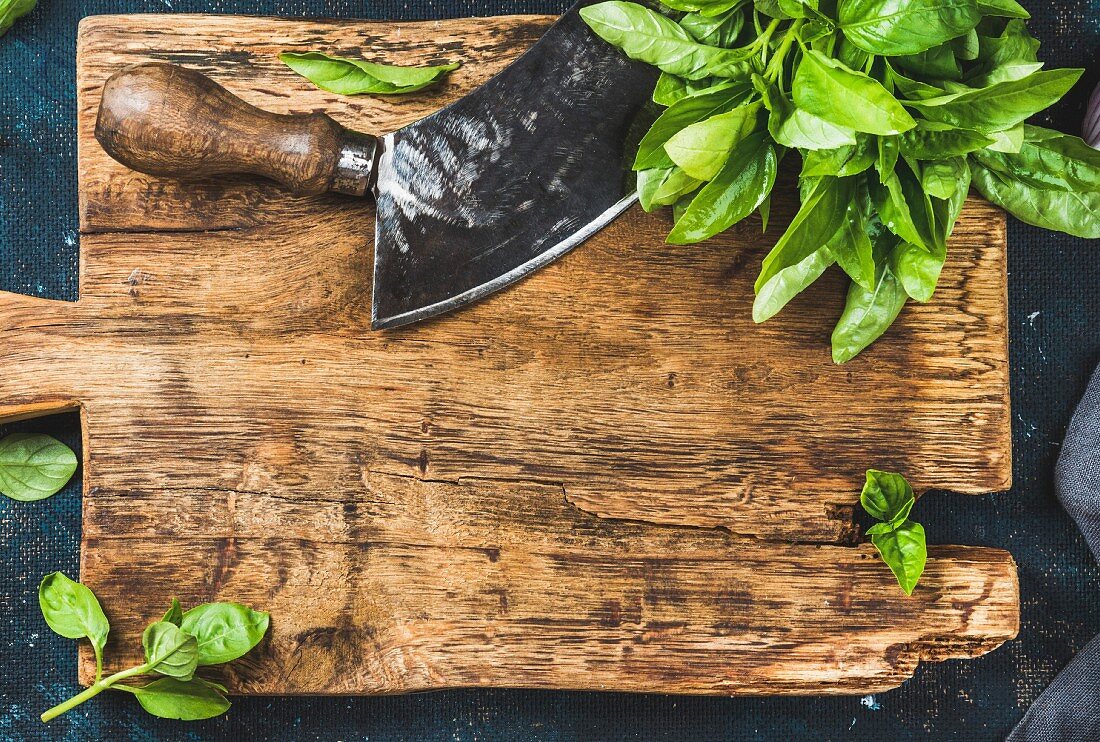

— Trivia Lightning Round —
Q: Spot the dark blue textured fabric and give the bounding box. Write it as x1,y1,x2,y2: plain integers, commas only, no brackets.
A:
1,1,1099,739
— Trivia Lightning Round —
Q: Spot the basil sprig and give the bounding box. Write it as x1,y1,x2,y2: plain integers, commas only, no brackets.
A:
39,573,269,723
861,470,927,595
280,51,460,95
582,1,1098,362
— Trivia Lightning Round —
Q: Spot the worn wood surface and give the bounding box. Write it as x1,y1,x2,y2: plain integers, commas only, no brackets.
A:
0,13,1019,695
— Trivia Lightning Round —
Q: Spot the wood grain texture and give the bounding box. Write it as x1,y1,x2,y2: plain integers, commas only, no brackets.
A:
0,13,1020,694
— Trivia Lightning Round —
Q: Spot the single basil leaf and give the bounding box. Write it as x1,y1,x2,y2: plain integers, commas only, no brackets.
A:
892,239,946,302
971,162,1100,238
659,0,741,11
130,678,231,721
668,132,777,243
752,246,834,322
828,198,876,290
886,64,950,101
580,2,754,80
39,573,110,663
652,73,688,106
874,160,939,251
143,621,199,680
0,433,78,502
838,0,981,56
793,49,916,135
766,89,858,150
835,35,871,71
180,602,270,666
952,27,980,60
799,139,876,177
638,167,703,210
279,52,459,95
860,469,916,523
0,0,34,36
898,121,995,159
877,136,900,179
919,156,968,199
985,124,1024,153
908,69,1084,134
756,176,853,292
664,102,761,180
896,44,962,80
162,598,184,627
831,234,909,363
973,126,1100,192
681,7,745,46
871,520,928,595
636,83,749,169
977,0,1029,18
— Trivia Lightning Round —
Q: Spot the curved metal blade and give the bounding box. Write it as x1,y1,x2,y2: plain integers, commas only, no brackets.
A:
371,1,658,329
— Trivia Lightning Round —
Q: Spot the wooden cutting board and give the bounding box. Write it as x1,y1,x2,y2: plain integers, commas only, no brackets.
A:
0,13,1018,695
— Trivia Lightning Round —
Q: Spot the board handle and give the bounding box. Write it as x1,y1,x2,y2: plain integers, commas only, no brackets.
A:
95,62,378,197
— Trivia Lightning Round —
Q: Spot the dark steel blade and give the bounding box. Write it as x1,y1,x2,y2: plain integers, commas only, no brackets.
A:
371,1,658,329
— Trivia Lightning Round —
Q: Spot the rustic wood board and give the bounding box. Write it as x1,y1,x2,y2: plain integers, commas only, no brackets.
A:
0,13,1018,695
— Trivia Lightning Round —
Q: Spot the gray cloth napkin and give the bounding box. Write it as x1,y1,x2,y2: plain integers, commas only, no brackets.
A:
1008,365,1100,742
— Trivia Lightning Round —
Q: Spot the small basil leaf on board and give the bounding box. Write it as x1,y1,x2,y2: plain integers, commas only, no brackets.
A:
838,0,981,56
162,598,184,627
756,176,852,292
636,83,749,169
898,121,995,159
180,602,270,666
668,132,777,244
752,246,835,322
793,49,916,135
0,433,78,502
580,2,754,80
39,573,110,668
971,162,1100,238
908,68,1084,134
831,236,909,364
142,621,199,680
129,678,232,721
870,520,928,596
664,103,762,180
279,52,459,95
976,0,1029,18
0,0,34,36
860,469,916,523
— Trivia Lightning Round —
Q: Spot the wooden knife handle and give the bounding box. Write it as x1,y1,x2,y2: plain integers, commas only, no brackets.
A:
95,62,378,197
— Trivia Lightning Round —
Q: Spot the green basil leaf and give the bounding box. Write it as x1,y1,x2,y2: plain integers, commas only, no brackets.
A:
664,102,762,179
793,49,916,135
660,0,742,12
180,602,270,666
652,73,688,105
976,0,1029,18
143,621,199,680
636,83,750,169
886,64,950,100
799,139,876,177
0,433,78,502
830,234,909,363
919,156,968,199
0,0,34,36
638,166,703,210
952,27,980,60
752,246,835,322
985,124,1024,152
835,35,871,71
860,469,916,522
279,52,459,95
39,573,110,660
668,132,777,243
162,598,184,627
828,197,876,290
871,520,927,595
971,161,1100,238
580,2,755,80
766,89,858,150
908,68,1084,134
756,176,853,292
129,678,231,721
973,126,1100,192
892,240,946,302
838,0,981,56
898,121,995,159
895,43,962,81
874,159,939,251
681,7,745,46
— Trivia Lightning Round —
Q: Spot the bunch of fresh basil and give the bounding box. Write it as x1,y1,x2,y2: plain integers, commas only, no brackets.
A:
38,573,269,723
582,0,1099,362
